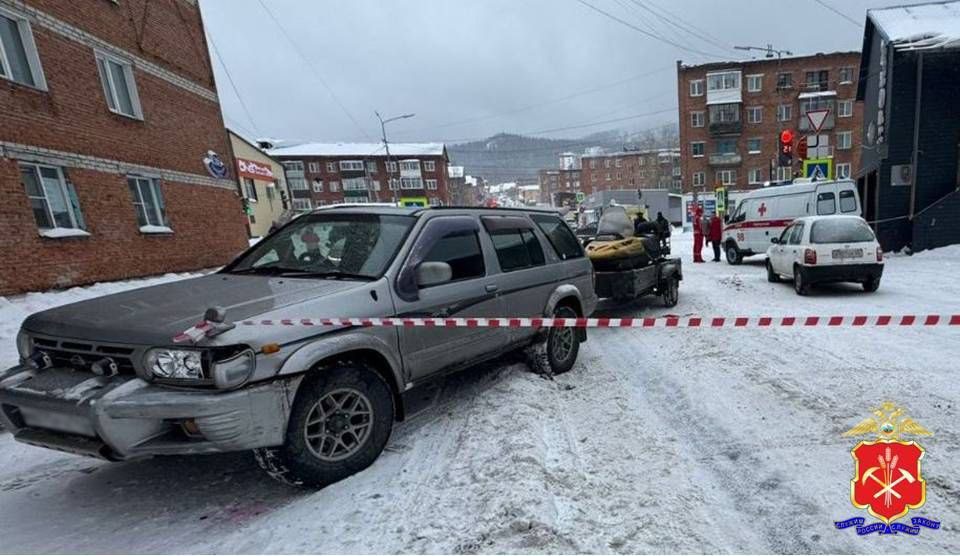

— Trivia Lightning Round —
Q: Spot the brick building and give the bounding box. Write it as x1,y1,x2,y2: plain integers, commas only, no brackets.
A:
0,0,247,295
676,52,863,194
268,143,450,208
580,148,681,195
538,168,581,206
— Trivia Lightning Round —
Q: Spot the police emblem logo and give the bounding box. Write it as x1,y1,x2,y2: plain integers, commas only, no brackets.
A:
835,402,941,536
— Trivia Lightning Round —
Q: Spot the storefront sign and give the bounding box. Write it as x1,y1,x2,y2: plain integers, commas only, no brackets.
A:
237,157,275,180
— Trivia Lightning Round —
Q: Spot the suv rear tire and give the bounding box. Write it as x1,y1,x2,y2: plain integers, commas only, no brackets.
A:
725,243,743,265
254,364,394,488
546,305,581,375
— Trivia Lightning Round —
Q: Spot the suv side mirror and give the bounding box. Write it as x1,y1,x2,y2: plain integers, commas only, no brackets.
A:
416,262,452,287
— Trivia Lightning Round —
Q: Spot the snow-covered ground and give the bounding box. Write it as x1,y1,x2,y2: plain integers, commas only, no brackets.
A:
1,234,958,553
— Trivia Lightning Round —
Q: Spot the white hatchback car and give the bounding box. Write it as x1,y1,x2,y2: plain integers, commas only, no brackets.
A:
766,215,883,295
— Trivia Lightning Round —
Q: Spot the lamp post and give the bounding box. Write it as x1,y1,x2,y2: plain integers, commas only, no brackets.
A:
735,44,793,182
375,111,415,202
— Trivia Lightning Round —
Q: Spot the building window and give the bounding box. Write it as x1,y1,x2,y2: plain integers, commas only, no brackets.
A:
707,71,740,92
715,169,737,186
292,198,312,211
400,177,423,189
746,74,763,92
776,166,792,181
342,177,368,191
615,158,622,168
604,159,611,168
127,176,168,228
20,163,86,232
370,180,381,191
0,8,45,89
714,139,737,155
95,50,143,119
777,104,792,122
386,161,398,172
589,159,597,169
837,131,853,150
423,160,436,172
426,179,438,190
747,106,762,123
839,66,855,84
339,160,364,171
838,99,853,118
312,179,323,193
429,197,441,207
692,172,705,187
804,70,829,92
747,138,762,154
605,172,611,181
389,178,399,190
326,162,337,172
709,103,739,123
689,79,704,96
307,162,320,173
691,142,705,157
242,177,258,201
776,72,793,90
691,111,705,127
400,160,420,172
836,163,851,179
366,161,377,174
748,168,764,184
329,180,339,192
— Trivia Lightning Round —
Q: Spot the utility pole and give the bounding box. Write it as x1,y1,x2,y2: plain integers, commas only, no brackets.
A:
376,111,415,203
735,44,793,182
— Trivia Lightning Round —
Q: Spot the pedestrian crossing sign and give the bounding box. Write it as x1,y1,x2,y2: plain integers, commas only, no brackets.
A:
803,158,833,180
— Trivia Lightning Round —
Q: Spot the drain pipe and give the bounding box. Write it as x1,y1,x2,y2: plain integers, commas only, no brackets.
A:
908,53,924,221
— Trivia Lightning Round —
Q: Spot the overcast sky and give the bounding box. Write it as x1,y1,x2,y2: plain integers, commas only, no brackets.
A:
200,0,907,145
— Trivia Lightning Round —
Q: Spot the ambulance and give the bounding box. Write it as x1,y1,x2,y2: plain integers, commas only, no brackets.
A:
721,179,861,264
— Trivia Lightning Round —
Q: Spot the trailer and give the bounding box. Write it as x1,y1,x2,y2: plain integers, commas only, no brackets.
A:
593,257,682,307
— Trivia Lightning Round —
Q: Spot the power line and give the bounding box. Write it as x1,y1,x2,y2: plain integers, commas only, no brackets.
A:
624,0,742,57
573,0,728,59
642,0,736,54
255,0,373,141
811,0,863,27
206,32,262,137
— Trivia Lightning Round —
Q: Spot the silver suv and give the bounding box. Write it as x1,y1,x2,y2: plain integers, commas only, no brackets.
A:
0,207,597,487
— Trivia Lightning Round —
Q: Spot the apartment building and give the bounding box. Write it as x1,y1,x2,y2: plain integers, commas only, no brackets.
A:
0,0,247,294
676,52,863,194
580,148,681,195
268,143,450,209
538,168,581,206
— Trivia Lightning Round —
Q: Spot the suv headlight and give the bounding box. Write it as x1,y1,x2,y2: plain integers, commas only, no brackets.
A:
145,348,204,380
16,330,32,361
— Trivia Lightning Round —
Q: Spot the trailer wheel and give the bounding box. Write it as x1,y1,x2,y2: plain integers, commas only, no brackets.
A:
661,276,679,308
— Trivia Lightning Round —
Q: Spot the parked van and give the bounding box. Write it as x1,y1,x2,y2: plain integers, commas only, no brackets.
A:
721,179,861,264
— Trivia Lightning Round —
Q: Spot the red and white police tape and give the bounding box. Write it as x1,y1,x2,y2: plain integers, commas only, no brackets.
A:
173,314,959,342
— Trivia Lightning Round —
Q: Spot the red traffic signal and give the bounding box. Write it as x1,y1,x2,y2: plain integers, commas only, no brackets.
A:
780,129,794,145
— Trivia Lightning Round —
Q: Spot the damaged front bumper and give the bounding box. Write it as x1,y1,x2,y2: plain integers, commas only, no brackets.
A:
0,364,300,460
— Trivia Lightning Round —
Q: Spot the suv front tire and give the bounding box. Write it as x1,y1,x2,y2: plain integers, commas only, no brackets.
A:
254,364,394,488
546,305,581,375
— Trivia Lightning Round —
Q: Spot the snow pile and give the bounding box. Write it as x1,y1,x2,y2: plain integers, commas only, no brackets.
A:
871,1,960,51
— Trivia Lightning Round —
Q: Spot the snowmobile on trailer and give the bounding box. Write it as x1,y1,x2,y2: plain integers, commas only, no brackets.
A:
586,205,682,307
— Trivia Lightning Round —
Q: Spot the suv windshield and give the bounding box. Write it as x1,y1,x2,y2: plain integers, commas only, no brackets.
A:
225,213,415,279
810,218,875,244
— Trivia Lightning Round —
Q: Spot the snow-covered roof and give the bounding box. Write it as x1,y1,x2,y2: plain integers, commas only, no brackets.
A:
869,1,960,51
798,90,838,99
448,165,464,178
268,142,445,158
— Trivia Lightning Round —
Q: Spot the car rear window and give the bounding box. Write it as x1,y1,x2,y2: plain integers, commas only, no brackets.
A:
810,219,875,244
530,214,583,260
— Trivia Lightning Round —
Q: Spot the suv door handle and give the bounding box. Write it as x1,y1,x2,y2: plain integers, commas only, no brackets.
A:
485,284,499,293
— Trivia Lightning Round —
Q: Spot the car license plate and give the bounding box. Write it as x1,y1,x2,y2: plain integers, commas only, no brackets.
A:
832,248,863,260
20,407,97,437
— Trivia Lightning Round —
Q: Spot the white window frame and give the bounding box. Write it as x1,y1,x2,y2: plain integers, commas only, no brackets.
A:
326,162,337,172
308,162,320,173
715,169,736,186
689,79,704,97
747,106,762,124
746,74,763,92
691,142,705,158
747,138,762,154
836,163,851,179
429,197,441,207
400,177,423,190
0,6,46,90
312,179,323,193
748,168,763,184
400,160,420,172
366,161,378,174
777,104,792,122
692,172,705,187
329,180,339,192
690,111,705,128
21,162,87,235
839,67,855,84
837,131,853,150
389,178,400,190
339,160,364,171
128,175,169,231
838,99,854,118
386,161,398,173
242,177,257,202
776,166,793,181
426,179,438,190
94,49,143,119
292,198,312,211
423,160,436,172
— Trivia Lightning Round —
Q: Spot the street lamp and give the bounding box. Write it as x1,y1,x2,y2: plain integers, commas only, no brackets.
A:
375,111,415,202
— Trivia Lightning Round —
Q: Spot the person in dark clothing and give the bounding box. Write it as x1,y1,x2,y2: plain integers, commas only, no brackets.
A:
708,213,723,261
655,212,670,238
634,213,658,236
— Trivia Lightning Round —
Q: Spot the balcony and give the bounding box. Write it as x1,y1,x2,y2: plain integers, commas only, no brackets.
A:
709,153,742,166
709,120,743,136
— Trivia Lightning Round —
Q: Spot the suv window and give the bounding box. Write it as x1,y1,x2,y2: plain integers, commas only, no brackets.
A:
422,231,485,282
490,229,545,271
530,214,583,260
788,222,805,245
839,190,857,213
817,192,837,215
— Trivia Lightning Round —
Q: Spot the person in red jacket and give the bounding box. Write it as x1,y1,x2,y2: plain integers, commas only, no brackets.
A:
708,212,723,262
692,206,704,263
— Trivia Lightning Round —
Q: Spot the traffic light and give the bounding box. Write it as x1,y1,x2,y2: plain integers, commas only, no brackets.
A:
778,129,794,166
